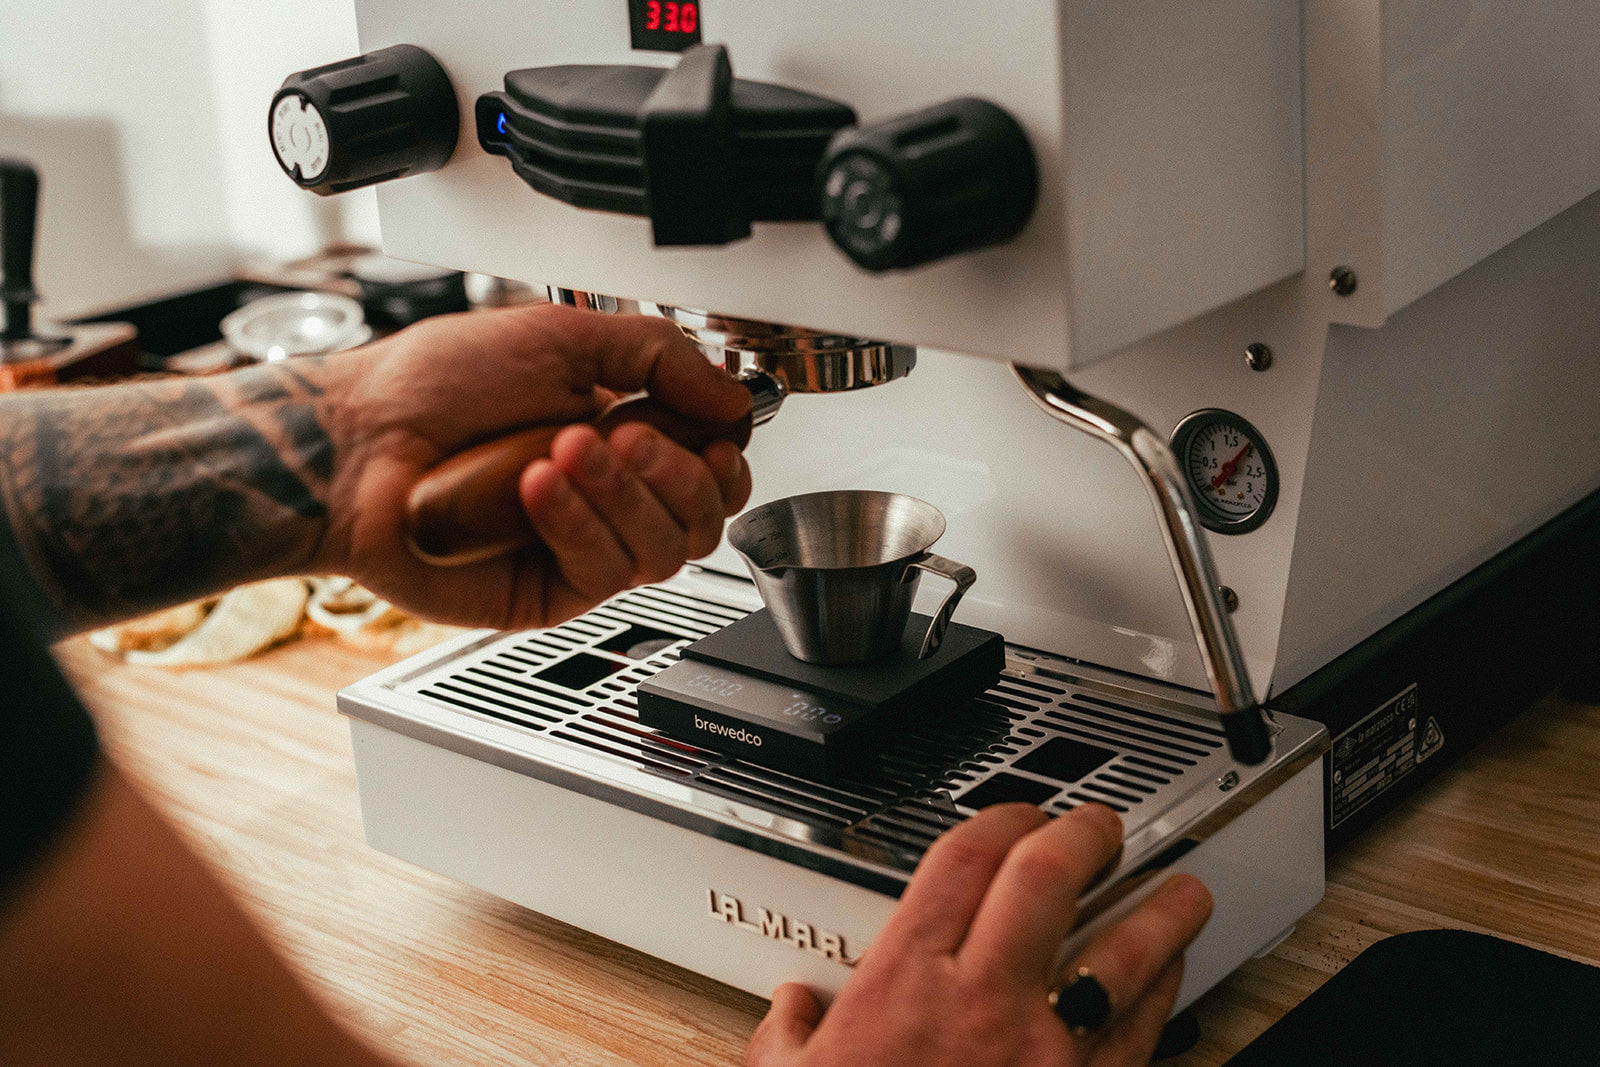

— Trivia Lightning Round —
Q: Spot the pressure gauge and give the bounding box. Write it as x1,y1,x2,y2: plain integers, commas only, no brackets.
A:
1170,409,1279,534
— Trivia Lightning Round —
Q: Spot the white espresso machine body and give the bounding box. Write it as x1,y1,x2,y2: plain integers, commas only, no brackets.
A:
322,0,1600,1028
342,0,1600,701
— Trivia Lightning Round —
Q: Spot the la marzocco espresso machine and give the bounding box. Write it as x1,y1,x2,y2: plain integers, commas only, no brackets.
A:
275,1,1600,1022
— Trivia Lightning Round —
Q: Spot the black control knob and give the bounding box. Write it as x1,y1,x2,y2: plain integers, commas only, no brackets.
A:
818,98,1038,272
270,44,459,196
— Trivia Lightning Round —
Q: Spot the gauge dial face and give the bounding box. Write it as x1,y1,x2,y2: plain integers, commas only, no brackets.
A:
1171,410,1279,534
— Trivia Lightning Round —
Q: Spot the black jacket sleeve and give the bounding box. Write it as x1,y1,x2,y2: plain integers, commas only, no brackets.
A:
0,514,99,900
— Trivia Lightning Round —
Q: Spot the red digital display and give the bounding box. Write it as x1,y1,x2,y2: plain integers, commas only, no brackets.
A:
645,1,697,33
629,0,702,51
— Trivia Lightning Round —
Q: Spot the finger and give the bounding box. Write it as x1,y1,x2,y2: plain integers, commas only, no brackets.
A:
961,804,1124,986
1055,874,1212,1036
702,440,754,517
1083,959,1184,1067
546,307,752,422
519,458,636,601
747,984,824,1066
550,425,691,584
367,306,607,450
876,803,1049,956
373,500,609,632
608,423,727,560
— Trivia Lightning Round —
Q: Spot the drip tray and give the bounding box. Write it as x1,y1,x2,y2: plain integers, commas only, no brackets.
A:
346,574,1247,876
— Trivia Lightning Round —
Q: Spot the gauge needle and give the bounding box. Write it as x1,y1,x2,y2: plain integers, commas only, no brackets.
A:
1211,443,1253,491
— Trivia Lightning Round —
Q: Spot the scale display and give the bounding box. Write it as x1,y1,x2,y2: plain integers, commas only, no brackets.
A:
638,660,868,779
628,0,703,51
642,662,858,737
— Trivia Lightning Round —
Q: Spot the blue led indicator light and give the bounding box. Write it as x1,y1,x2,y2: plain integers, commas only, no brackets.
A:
496,112,509,136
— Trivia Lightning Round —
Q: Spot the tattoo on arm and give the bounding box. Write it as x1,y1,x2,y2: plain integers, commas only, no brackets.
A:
0,360,336,632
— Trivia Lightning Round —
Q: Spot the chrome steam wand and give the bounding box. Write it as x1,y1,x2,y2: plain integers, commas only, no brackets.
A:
1012,366,1272,765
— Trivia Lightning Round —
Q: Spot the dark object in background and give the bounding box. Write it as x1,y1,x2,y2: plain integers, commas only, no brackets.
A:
0,158,137,389
57,239,515,379
220,291,372,363
1,158,45,343
71,279,296,374
350,254,469,330
1225,930,1600,1066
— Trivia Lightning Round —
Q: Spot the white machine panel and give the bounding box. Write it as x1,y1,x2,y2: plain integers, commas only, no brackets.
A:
321,1,1600,1042
349,716,1324,1010
1276,191,1600,688
355,0,1303,368
1308,0,1600,328
328,0,1600,706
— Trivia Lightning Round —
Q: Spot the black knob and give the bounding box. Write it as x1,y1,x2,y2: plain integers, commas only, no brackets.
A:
0,159,41,342
270,44,459,196
818,98,1038,272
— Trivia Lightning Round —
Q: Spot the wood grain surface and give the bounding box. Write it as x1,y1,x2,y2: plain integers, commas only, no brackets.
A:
56,635,1600,1065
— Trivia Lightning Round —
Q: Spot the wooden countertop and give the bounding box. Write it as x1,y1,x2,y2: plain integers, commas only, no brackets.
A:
57,635,1600,1066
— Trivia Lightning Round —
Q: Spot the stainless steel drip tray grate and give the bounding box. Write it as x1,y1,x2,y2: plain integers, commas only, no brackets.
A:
347,572,1247,878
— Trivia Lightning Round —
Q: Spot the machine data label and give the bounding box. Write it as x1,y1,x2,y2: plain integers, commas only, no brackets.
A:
1329,684,1437,829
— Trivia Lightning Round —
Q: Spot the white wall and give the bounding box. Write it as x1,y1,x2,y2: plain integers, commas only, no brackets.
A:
198,0,380,273
0,0,379,319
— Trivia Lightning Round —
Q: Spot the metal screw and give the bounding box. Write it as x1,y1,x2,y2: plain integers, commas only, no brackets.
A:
1219,585,1239,613
1244,342,1273,372
1329,266,1358,296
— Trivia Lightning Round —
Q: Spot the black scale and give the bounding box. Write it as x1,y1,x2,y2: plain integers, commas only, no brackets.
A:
638,608,1005,779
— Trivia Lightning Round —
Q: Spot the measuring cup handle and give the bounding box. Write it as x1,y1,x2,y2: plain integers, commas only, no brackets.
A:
906,553,977,659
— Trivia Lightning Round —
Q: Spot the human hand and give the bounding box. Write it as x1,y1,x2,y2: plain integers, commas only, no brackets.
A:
317,302,754,629
748,803,1213,1067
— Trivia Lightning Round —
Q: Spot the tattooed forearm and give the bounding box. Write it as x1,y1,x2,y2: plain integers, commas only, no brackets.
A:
0,359,337,632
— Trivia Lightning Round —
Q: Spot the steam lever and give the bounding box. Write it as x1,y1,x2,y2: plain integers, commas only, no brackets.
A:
1013,365,1274,766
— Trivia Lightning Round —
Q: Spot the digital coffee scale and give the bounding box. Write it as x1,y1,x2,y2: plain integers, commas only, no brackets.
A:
638,608,1004,779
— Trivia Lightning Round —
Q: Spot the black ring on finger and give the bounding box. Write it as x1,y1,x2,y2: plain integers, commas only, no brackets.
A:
1049,966,1113,1037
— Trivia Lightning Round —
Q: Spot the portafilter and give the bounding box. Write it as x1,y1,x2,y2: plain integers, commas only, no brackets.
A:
403,294,915,565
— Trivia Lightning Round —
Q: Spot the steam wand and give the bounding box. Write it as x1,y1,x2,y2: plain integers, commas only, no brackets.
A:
1012,365,1273,765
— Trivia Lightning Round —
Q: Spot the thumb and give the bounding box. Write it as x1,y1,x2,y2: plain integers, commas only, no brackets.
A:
747,983,824,1065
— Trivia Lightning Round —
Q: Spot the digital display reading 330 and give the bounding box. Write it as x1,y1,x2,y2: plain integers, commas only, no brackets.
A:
629,0,702,51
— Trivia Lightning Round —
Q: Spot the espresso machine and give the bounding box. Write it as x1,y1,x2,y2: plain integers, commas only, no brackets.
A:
287,1,1600,1020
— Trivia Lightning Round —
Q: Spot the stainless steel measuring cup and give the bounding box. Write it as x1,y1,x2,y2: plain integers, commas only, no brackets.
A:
726,490,977,665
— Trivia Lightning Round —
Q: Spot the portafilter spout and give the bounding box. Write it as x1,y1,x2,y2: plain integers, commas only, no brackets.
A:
1012,365,1273,766
401,293,914,566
